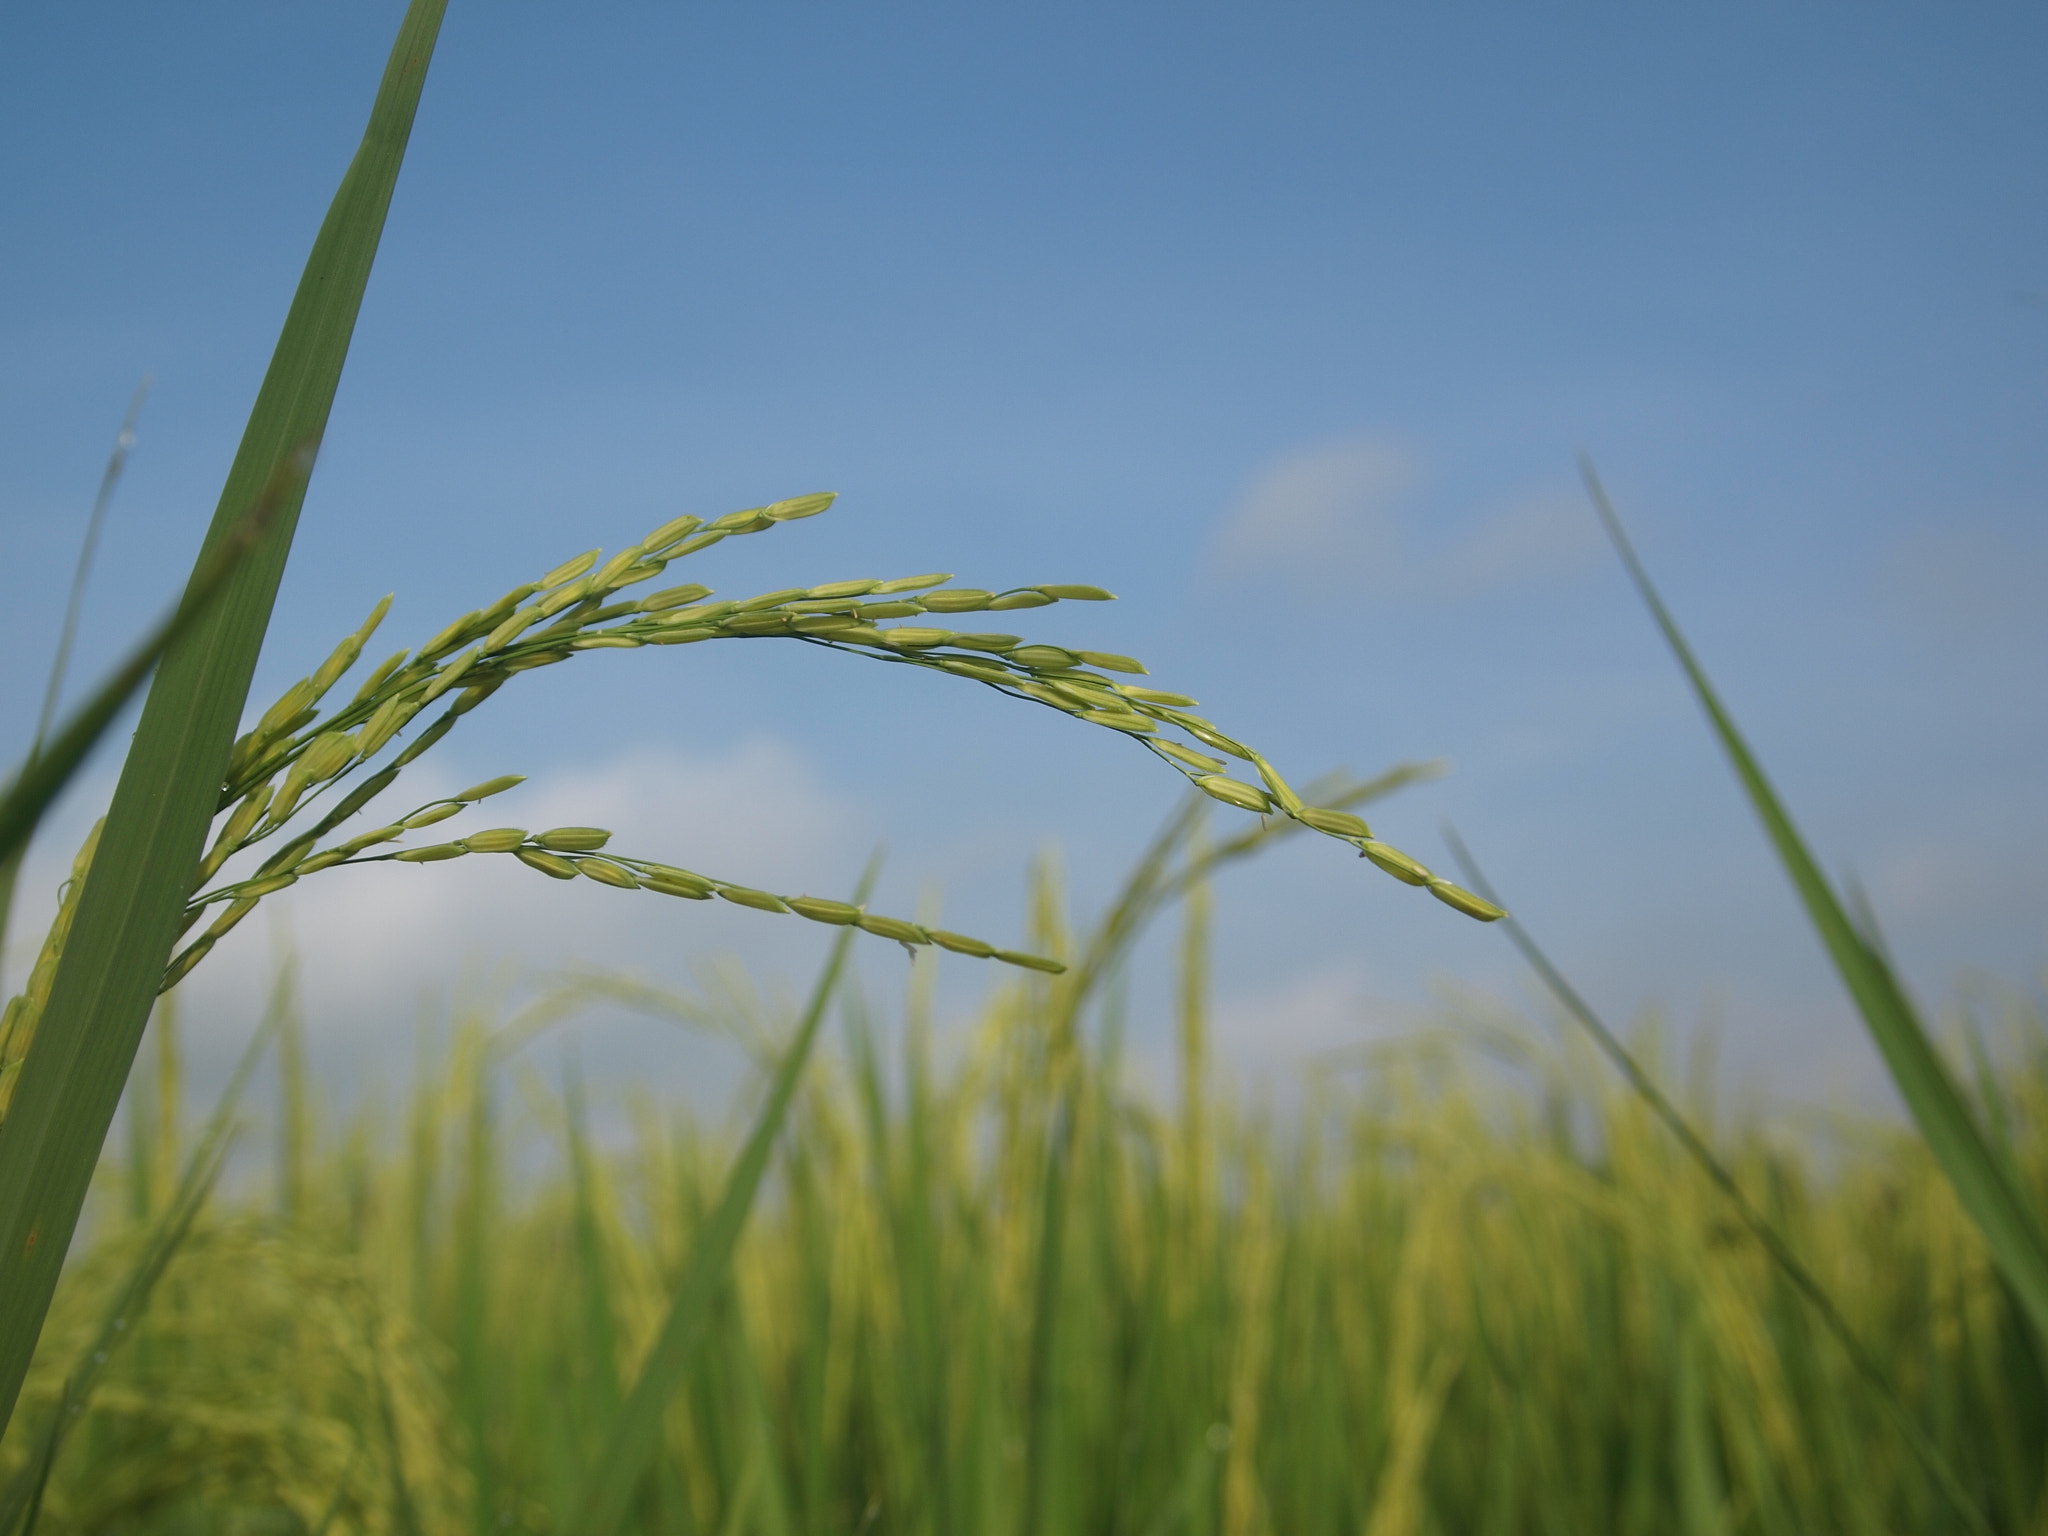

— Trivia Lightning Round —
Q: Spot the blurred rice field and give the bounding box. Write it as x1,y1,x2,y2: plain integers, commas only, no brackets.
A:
5,860,2046,1536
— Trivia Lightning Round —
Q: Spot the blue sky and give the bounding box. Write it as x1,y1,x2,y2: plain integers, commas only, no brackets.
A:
3,3,2045,1107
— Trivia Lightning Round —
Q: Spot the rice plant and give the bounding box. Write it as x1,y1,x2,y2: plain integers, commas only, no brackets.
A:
2,797,2044,1535
0,0,1494,1444
8,4,2040,1530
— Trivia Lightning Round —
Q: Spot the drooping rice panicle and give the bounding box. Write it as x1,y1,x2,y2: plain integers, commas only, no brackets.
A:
153,489,1492,1004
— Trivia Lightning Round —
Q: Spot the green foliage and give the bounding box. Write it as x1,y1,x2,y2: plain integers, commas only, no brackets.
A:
4,819,2047,1535
11,8,2039,1530
0,978,283,1536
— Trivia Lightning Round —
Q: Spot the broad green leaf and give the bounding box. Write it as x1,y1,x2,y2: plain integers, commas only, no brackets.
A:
0,0,449,1431
1581,454,2048,1348
567,865,873,1536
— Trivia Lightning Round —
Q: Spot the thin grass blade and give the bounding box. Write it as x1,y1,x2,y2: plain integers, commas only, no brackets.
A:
563,1053,622,1443
34,379,153,750
309,1455,359,1536
0,380,149,986
566,861,877,1536
0,966,285,1532
1443,826,1991,1536
1580,454,2048,1347
0,0,448,1431
9,1380,62,1536
0,443,310,875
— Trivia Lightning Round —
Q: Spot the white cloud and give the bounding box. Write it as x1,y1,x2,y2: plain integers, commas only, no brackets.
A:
4,739,868,1055
1880,519,2048,639
1211,438,1417,582
1210,436,1599,599
1436,491,1603,597
1210,964,1420,1079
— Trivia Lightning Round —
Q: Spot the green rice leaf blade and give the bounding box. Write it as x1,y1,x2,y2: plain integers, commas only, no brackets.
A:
1583,454,2048,1346
0,0,448,1433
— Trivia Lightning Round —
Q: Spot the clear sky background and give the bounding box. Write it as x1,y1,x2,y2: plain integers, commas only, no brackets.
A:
3,3,2044,1112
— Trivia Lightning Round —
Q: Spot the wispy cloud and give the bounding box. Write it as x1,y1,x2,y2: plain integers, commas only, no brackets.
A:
1208,963,1426,1074
1879,518,2048,640
1211,438,1418,583
1435,490,1604,598
1209,436,1600,600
